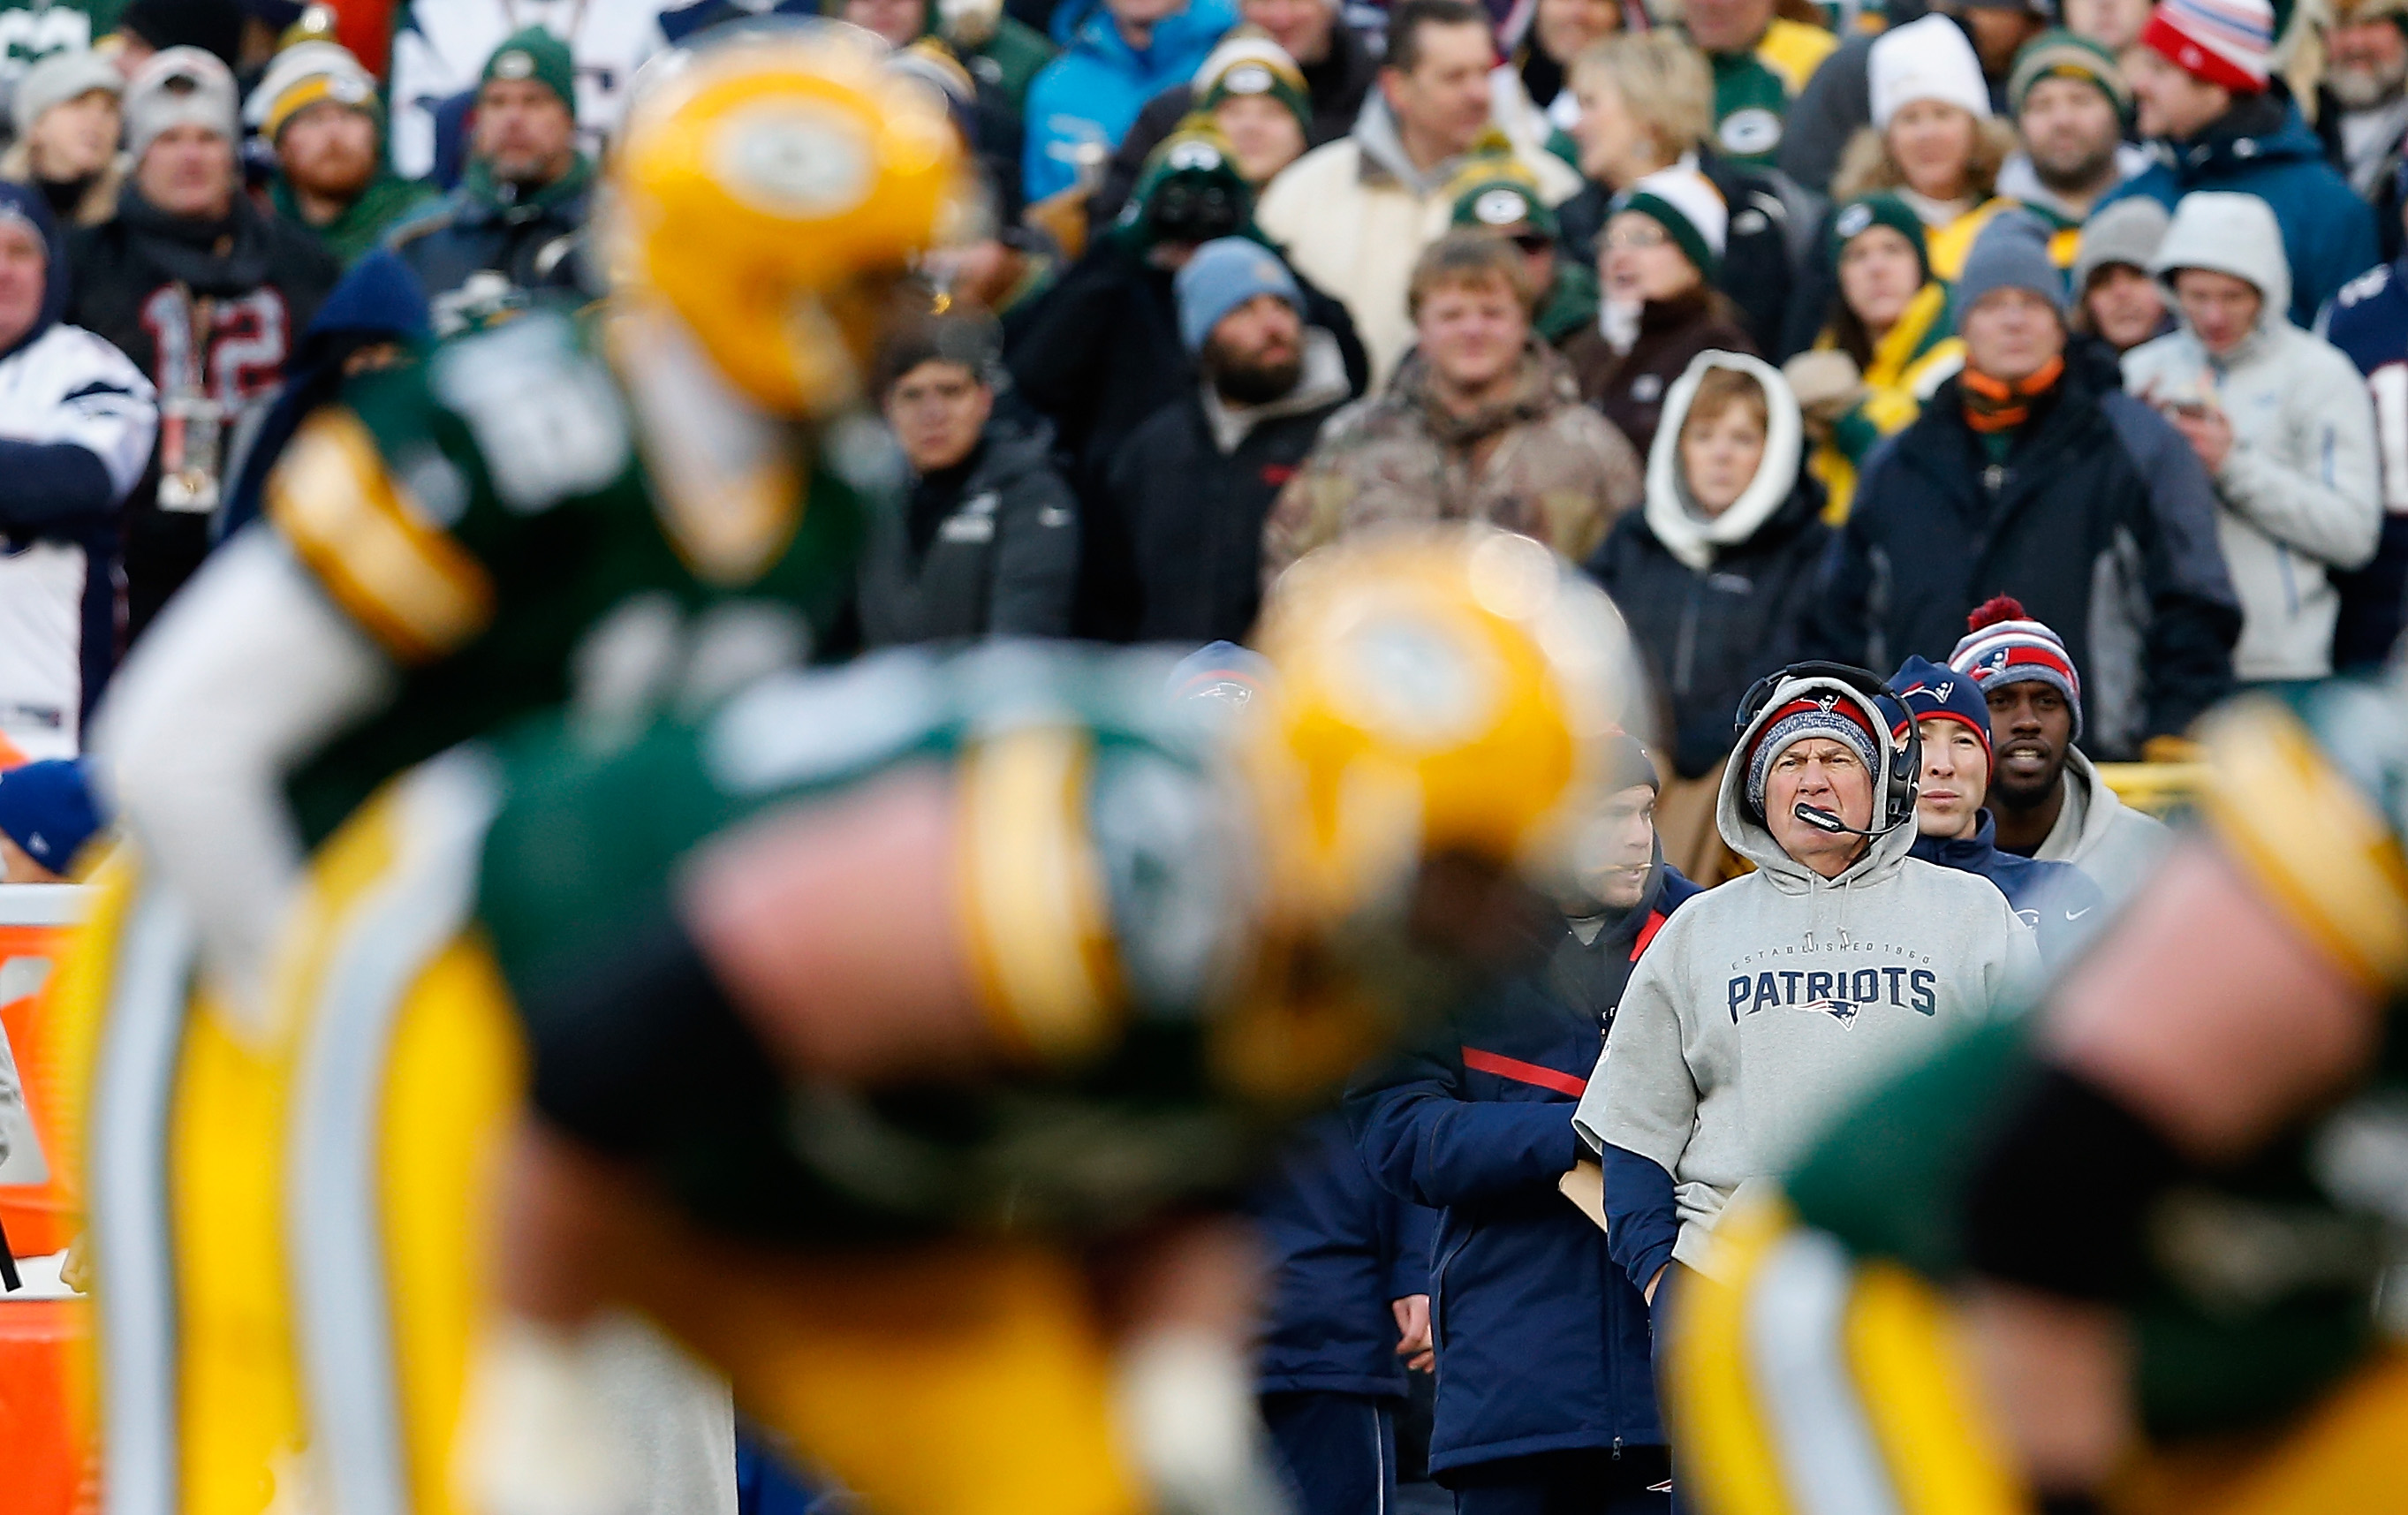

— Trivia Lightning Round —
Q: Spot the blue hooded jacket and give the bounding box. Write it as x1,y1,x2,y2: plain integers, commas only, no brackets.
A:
2100,99,2378,330
1347,858,1700,1475
1250,1113,1436,1399
1021,0,1237,201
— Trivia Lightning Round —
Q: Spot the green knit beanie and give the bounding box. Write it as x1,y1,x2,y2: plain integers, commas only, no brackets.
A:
1829,193,1930,284
481,26,578,119
2007,29,2132,118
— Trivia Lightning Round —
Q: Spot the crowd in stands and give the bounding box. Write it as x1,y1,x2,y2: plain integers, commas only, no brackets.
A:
4,0,2408,1509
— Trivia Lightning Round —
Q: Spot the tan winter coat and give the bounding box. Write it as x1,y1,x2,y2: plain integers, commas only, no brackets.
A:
1263,339,1642,578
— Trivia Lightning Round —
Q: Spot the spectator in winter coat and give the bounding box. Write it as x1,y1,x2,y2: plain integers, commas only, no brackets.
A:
1091,0,1382,224
65,47,337,640
1890,652,2105,963
1182,32,1314,191
1948,598,2171,905
2123,192,2381,686
0,48,124,230
1588,352,1830,887
383,29,596,327
2070,196,2174,352
857,313,1079,647
2315,0,2408,221
1779,0,2046,194
1022,0,1238,201
246,42,437,269
0,183,158,763
1257,0,1582,386
1007,120,1365,499
1574,666,2036,1322
1812,213,2241,757
385,0,666,182
1785,193,1965,519
2316,203,2408,670
1562,163,1758,461
1264,231,1642,575
1677,0,1837,171
1997,32,2147,260
1559,32,1793,357
1092,237,1353,642
1783,12,2017,356
1350,736,1694,1515
2098,0,2380,328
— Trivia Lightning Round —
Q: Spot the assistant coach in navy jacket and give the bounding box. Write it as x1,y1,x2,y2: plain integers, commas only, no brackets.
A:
1348,737,1698,1513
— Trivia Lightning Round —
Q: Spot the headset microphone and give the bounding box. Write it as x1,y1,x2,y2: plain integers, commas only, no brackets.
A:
1792,802,1912,839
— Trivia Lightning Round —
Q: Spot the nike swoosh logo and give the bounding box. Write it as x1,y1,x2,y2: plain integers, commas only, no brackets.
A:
2066,908,2091,920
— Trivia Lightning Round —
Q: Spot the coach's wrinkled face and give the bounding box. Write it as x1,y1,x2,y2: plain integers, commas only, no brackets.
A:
1767,738,1874,878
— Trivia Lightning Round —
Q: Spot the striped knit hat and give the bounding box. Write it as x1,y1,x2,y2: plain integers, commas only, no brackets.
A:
1611,165,1728,282
1745,691,1882,816
2139,0,2275,93
1947,595,2085,740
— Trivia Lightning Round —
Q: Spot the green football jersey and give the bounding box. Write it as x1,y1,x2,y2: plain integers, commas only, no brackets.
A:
1787,679,2408,1441
268,307,881,846
471,642,1298,1246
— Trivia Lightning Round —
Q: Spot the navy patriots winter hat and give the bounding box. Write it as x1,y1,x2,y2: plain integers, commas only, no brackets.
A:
1948,595,2085,741
1889,654,1993,768
1745,692,1882,816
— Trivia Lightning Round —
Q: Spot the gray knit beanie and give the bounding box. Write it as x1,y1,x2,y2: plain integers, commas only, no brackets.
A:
2071,197,2172,295
11,48,123,139
1954,211,2068,322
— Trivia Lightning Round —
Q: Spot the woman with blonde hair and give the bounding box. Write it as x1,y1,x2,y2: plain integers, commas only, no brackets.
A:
1559,29,1792,350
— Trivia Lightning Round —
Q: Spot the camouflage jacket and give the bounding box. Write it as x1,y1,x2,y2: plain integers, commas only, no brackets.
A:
1264,340,1641,577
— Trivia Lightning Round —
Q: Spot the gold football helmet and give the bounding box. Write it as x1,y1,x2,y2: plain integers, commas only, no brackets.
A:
1248,525,1643,925
612,24,970,415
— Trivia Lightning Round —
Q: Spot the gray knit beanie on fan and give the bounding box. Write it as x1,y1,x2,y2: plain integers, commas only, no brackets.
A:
1954,211,2068,322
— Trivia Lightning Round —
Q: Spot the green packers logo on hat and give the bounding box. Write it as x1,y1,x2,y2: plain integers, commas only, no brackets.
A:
1472,186,1533,226
1835,201,1875,239
493,49,536,80
1165,139,1226,172
1223,62,1276,95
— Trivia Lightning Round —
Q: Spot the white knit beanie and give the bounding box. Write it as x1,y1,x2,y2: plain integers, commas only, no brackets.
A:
1615,163,1729,277
1870,14,1993,128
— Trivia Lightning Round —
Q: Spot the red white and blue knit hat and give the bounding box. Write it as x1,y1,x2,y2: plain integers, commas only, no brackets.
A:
1745,692,1882,816
2139,0,2274,93
1947,595,2084,740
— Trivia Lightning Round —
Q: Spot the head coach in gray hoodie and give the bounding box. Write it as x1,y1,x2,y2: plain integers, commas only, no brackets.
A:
1574,663,2038,1306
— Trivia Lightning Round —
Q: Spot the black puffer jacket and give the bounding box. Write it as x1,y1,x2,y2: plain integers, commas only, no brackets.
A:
855,414,1079,647
1087,327,1354,643
1807,338,2242,757
1586,351,1830,780
1004,232,1366,499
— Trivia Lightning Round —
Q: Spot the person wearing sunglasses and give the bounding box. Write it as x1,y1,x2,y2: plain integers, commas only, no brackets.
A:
1447,155,1600,346
1562,162,1758,461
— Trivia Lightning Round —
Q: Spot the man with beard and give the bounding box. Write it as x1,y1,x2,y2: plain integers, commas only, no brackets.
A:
386,27,595,324
1948,597,2171,906
1087,236,1354,642
2320,0,2408,254
247,41,435,268
1998,31,2148,264
64,44,337,639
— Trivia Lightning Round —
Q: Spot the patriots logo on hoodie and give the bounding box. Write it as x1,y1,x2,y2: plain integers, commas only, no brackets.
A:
1798,997,1860,1026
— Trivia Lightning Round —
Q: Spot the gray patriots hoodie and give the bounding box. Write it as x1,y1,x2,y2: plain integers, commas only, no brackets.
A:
1573,672,2040,1276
